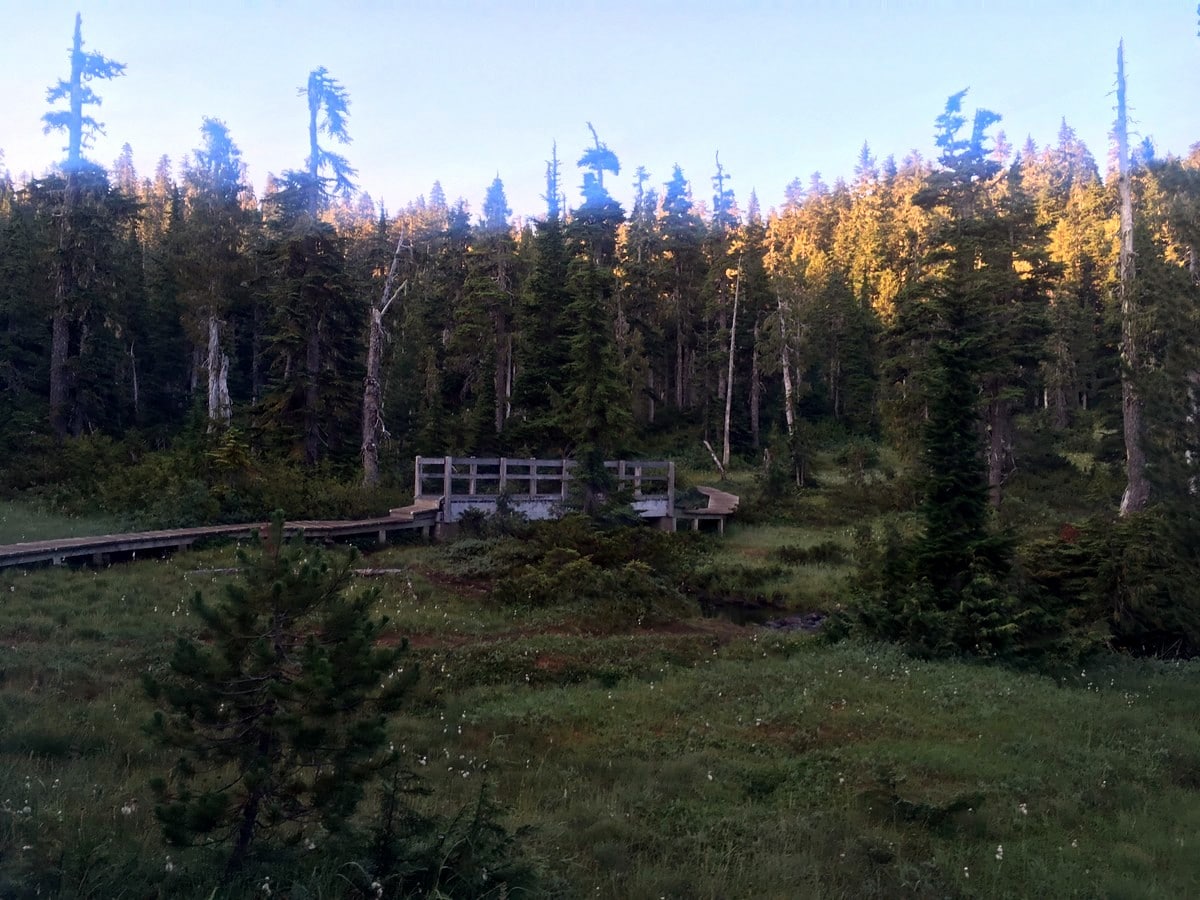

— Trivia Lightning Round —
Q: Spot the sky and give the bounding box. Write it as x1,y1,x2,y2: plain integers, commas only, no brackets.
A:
1,1,1196,221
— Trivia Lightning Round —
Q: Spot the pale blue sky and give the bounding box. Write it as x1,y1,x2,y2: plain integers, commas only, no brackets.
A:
1,1,1196,220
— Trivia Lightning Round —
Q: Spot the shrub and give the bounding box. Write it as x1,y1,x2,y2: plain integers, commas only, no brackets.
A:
480,517,701,627
353,773,541,899
833,521,1103,664
1021,511,1200,657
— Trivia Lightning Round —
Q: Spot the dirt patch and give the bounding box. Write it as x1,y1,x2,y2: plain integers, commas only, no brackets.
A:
411,565,491,600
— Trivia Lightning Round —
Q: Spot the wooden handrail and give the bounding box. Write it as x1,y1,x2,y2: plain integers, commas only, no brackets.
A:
414,457,674,500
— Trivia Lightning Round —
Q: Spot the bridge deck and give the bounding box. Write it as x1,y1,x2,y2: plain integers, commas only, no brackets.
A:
676,486,741,534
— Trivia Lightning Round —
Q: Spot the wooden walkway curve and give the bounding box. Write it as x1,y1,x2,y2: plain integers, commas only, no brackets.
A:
0,510,439,571
677,487,741,534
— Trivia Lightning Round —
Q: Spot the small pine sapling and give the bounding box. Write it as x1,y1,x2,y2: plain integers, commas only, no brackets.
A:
143,513,417,877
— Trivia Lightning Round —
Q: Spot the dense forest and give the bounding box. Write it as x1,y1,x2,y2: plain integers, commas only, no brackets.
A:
2,20,1199,653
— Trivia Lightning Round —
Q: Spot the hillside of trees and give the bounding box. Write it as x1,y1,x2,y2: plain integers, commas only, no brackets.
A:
2,21,1199,653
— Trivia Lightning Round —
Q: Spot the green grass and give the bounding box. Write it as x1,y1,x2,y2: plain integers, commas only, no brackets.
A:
2,531,1200,898
0,501,125,544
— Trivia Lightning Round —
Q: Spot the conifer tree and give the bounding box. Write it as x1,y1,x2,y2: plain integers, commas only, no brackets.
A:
302,66,356,215
43,13,126,436
850,93,1046,659
462,175,518,439
563,129,630,494
144,515,416,877
179,118,249,430
42,14,125,172
615,165,662,424
659,165,706,411
258,177,362,464
510,146,572,450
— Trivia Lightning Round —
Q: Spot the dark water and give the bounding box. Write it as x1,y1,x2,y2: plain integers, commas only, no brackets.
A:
698,596,826,631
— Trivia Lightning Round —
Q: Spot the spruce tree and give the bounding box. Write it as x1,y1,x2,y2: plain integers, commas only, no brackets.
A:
144,514,416,877
510,147,572,450
43,13,126,436
178,118,250,431
849,93,1048,659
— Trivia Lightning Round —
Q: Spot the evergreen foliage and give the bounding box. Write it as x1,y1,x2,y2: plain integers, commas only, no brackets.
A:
42,13,125,170
143,513,416,875
843,94,1069,660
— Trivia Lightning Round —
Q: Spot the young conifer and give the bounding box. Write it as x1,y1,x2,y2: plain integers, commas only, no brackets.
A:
144,513,416,876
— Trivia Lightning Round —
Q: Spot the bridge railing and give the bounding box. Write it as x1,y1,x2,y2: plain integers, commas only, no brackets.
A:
414,457,674,507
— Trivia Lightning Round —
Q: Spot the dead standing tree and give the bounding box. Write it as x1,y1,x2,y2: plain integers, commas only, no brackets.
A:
361,230,410,487
1115,41,1150,515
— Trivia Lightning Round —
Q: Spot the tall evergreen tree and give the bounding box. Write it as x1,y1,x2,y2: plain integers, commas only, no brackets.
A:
851,93,1042,659
302,66,356,215
615,166,662,424
179,118,250,430
659,165,706,411
563,132,630,461
42,13,125,171
42,13,126,436
510,146,572,450
257,177,362,465
465,175,518,439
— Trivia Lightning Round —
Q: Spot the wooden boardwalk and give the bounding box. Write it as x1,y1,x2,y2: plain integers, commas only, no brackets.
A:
0,511,438,570
0,457,738,570
677,487,741,534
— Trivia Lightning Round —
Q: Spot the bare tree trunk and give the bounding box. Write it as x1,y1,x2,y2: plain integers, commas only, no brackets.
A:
777,295,796,439
49,307,71,437
750,318,761,449
304,322,322,465
506,337,514,420
1115,41,1149,516
493,310,507,434
49,174,79,438
675,308,684,409
986,392,1013,508
128,341,140,418
722,261,741,469
703,439,725,479
647,368,656,425
205,314,231,431
777,291,802,486
361,233,407,487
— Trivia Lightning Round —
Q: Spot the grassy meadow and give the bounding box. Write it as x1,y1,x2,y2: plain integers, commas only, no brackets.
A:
0,464,1198,898
0,501,125,545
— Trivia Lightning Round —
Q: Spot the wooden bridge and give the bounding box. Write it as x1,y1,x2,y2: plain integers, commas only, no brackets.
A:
397,456,736,534
0,457,736,570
